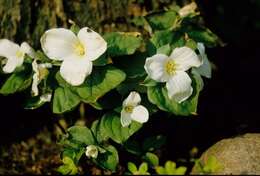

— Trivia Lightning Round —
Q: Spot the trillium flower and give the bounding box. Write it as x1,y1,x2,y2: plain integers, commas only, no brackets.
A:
144,46,202,103
121,91,149,127
0,39,35,73
194,42,212,78
32,60,52,96
85,145,98,159
40,27,107,86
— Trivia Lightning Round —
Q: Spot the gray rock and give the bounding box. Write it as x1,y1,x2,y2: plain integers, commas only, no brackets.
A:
191,133,260,175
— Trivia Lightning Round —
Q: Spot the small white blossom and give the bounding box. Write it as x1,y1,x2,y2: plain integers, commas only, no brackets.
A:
85,145,98,159
0,39,35,73
32,60,52,96
40,27,107,86
120,91,149,127
144,47,202,103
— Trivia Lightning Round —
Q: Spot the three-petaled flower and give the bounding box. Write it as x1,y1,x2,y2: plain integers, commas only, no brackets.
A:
120,91,149,127
0,39,35,73
144,46,202,103
40,27,107,86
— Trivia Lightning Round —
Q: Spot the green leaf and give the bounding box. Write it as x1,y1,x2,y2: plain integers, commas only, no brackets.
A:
174,166,187,175
143,152,159,167
96,145,119,172
146,10,178,30
150,30,184,49
155,166,166,175
139,162,148,173
165,161,176,174
100,112,142,144
53,87,81,114
147,73,203,116
157,44,171,55
128,162,138,173
56,157,78,175
0,65,32,95
24,96,48,110
67,126,95,145
104,32,142,57
74,66,126,103
141,77,158,87
187,28,219,47
91,120,110,144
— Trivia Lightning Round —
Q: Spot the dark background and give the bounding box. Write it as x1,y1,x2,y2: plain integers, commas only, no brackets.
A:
0,0,260,163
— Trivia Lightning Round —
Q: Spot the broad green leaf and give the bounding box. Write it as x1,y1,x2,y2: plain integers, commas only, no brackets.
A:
0,65,32,95
24,96,48,110
157,44,171,55
117,77,146,96
104,32,142,57
147,73,203,116
150,30,184,49
128,162,138,173
91,120,110,144
143,152,159,167
139,162,148,173
52,87,81,114
174,166,187,175
146,10,178,30
155,166,166,175
56,157,78,175
187,28,219,47
165,161,176,174
67,126,95,145
73,66,126,103
141,76,158,87
100,112,142,144
96,145,119,172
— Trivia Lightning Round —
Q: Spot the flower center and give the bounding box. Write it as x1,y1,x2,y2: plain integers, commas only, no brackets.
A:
16,50,24,58
165,60,178,75
74,42,85,56
124,105,134,113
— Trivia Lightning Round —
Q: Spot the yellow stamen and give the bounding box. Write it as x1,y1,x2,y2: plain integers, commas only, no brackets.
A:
74,42,85,56
165,60,178,75
16,50,24,58
124,105,134,113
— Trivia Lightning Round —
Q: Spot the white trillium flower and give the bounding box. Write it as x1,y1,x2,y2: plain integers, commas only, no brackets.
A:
0,39,35,73
144,46,202,103
195,42,212,78
85,145,98,159
32,60,52,96
120,91,149,127
40,27,107,86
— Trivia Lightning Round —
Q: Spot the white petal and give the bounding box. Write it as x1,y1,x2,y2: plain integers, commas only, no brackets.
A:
20,42,36,58
166,71,193,103
144,54,170,82
32,60,39,96
120,110,132,127
40,28,78,61
77,27,107,61
40,93,52,102
130,105,149,123
170,46,202,71
60,56,93,86
0,39,19,59
2,57,23,73
123,91,141,107
196,43,212,78
85,145,98,159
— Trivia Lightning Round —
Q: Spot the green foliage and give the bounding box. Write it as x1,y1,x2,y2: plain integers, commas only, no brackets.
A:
147,73,203,116
155,161,187,175
104,32,143,57
127,162,150,175
0,65,32,95
56,157,78,175
194,155,223,174
146,10,178,30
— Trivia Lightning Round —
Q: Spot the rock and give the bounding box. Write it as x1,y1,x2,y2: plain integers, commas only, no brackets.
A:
191,133,260,175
